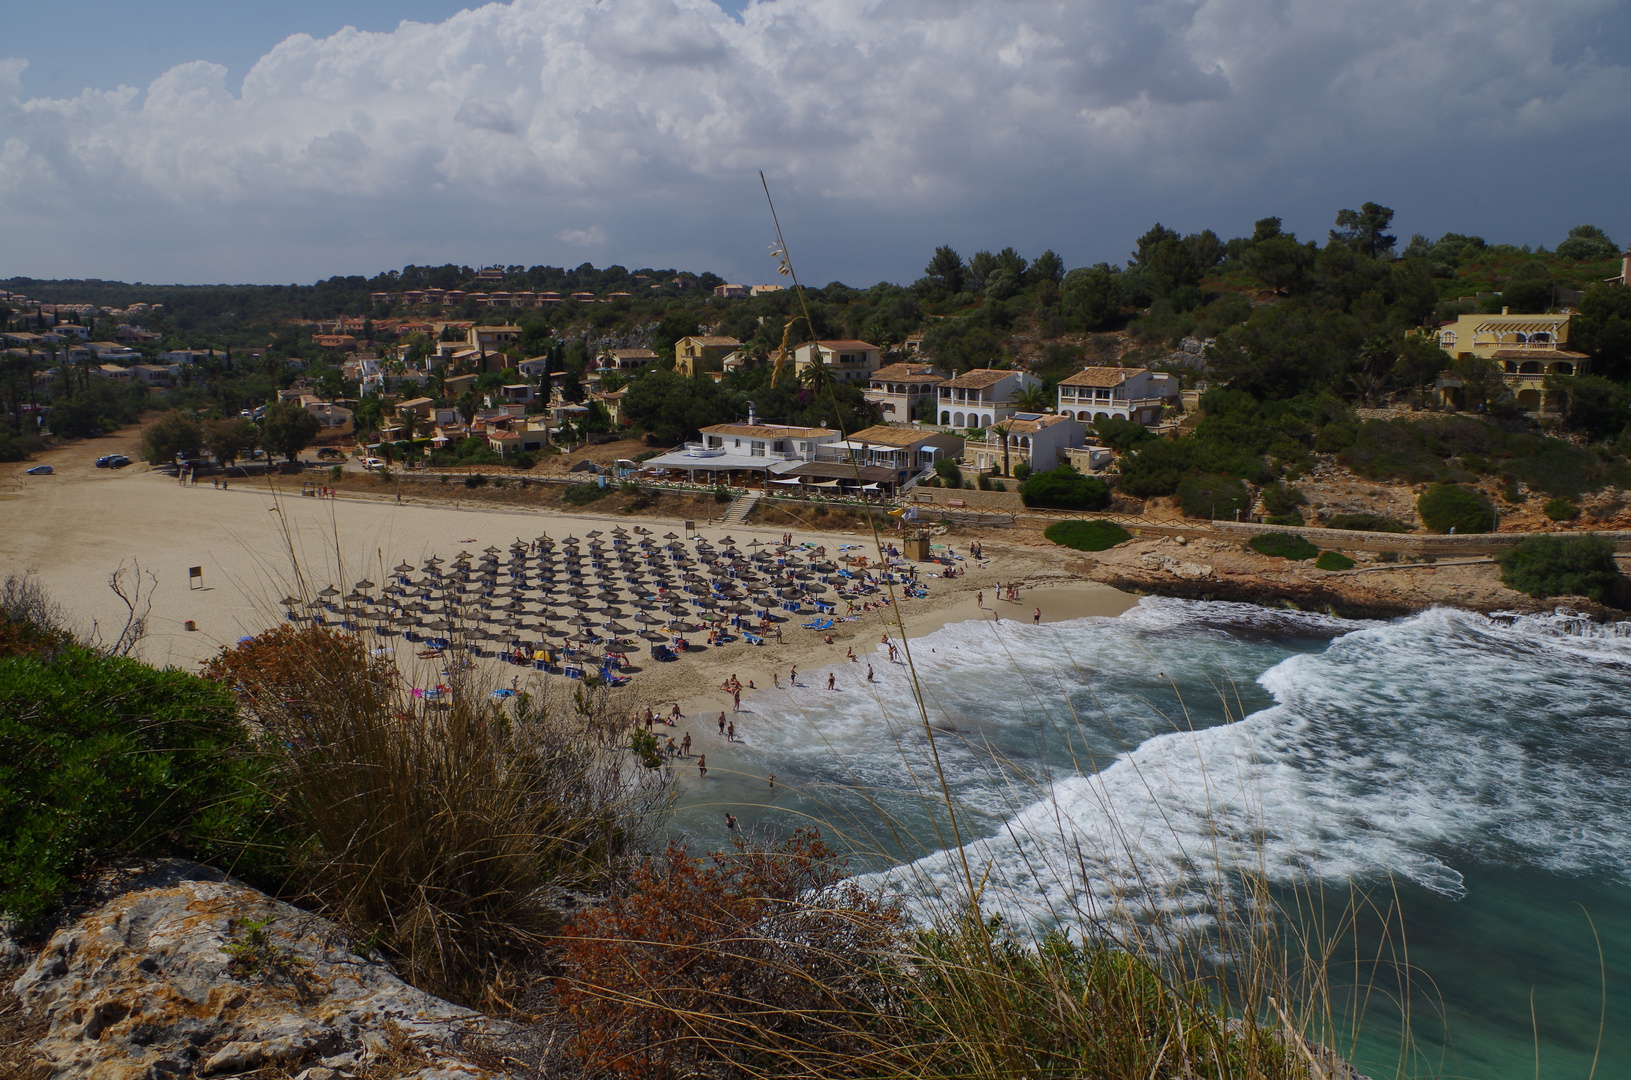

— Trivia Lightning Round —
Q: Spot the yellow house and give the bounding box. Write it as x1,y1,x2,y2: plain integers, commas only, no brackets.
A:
1435,310,1587,413
792,339,882,384
674,335,741,376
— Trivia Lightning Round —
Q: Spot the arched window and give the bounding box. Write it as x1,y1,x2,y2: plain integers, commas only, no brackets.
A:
1552,362,1574,376
1531,332,1552,344
1519,361,1541,375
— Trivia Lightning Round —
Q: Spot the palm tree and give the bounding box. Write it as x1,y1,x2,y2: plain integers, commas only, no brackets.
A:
991,422,1012,477
1011,382,1054,412
799,361,835,394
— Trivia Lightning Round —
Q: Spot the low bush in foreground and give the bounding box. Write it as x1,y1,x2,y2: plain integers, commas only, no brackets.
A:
557,831,905,1078
1495,534,1623,602
1044,519,1133,552
1315,550,1356,571
0,642,276,922
1324,512,1412,533
1020,466,1111,511
1249,532,1319,560
556,834,1315,1080
1417,483,1496,533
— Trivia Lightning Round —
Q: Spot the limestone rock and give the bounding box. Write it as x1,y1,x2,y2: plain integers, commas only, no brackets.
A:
14,864,514,1079
1136,552,1215,580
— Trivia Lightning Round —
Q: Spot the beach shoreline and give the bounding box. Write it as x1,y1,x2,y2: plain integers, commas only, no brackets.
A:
1,432,1135,758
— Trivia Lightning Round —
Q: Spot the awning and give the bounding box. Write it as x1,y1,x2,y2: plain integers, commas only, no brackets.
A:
861,483,881,490
771,478,803,485
810,479,842,488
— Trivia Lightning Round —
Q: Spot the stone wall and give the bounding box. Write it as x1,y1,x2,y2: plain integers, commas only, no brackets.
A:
906,487,1024,512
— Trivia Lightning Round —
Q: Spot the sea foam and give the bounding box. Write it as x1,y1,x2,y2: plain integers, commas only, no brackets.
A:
852,602,1631,936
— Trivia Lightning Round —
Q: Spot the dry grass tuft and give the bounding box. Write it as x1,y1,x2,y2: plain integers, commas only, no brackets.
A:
206,624,666,1005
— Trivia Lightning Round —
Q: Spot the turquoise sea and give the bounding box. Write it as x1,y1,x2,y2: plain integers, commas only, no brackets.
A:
670,598,1631,1079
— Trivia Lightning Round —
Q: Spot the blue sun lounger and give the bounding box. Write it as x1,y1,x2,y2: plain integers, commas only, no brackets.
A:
801,618,834,630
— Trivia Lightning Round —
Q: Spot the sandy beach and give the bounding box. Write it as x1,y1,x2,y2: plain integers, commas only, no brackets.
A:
3,429,1136,768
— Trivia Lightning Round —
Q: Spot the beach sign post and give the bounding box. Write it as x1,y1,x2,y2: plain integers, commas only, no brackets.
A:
188,566,203,590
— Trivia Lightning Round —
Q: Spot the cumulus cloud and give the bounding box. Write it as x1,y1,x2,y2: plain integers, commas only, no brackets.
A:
1,0,1628,282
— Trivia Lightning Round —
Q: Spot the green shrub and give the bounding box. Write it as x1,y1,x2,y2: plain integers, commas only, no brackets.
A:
492,476,508,489
564,482,607,505
713,486,734,503
1091,416,1156,452
1324,512,1412,533
1495,534,1623,601
1544,498,1581,521
1176,473,1250,520
976,473,993,491
0,644,276,922
1266,510,1305,526
1315,550,1355,571
1043,519,1133,552
0,429,45,462
1012,461,1032,481
1020,466,1111,511
1313,423,1356,452
1417,484,1496,533
464,472,487,489
935,459,965,488
1260,482,1306,517
992,479,1006,492
1249,532,1319,560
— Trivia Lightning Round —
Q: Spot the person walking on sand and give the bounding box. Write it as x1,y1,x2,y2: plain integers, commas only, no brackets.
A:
726,720,735,742
773,672,780,689
718,711,727,735
681,732,692,757
790,664,798,685
1033,607,1041,625
697,755,707,778
977,590,983,608
828,672,836,690
846,646,856,662
732,686,741,711
866,664,875,682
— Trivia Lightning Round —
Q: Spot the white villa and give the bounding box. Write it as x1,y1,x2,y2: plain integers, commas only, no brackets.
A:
864,362,946,423
937,368,1039,429
964,412,1085,475
1056,367,1180,425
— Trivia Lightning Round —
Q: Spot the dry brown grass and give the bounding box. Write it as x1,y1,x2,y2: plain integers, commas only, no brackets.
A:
206,625,668,1007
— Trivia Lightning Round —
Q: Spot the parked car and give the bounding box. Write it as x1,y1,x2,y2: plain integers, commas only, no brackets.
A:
361,457,386,470
95,455,117,467
107,454,132,468
25,464,53,475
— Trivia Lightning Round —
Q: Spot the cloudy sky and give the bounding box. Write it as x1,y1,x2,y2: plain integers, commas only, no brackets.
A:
3,0,1629,287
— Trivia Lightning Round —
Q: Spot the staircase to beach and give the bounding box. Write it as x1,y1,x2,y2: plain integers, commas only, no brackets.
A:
720,491,760,525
